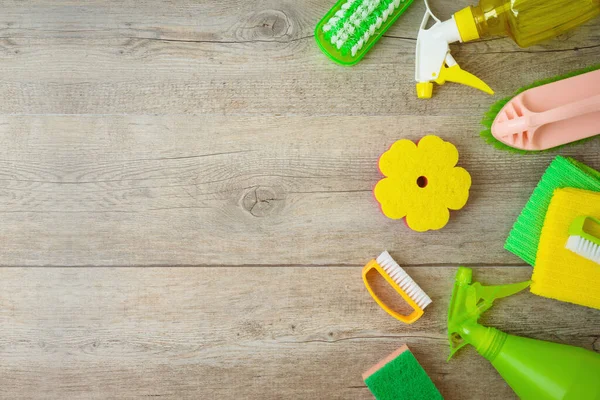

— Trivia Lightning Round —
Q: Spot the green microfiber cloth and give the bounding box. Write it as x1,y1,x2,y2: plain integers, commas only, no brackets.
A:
505,156,600,265
363,345,443,400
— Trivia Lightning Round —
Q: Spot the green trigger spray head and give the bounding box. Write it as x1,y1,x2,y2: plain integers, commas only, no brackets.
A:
447,267,531,360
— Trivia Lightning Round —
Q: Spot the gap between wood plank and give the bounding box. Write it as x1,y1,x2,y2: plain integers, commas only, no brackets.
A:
0,263,531,268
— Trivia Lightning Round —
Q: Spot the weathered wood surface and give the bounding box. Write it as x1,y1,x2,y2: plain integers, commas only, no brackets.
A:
0,266,597,399
0,1,598,116
0,115,598,266
0,0,598,398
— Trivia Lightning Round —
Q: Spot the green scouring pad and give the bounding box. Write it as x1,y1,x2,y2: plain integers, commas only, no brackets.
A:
363,345,443,400
505,156,600,265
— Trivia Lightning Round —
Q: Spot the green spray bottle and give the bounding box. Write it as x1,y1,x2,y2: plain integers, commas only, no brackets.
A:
448,267,600,399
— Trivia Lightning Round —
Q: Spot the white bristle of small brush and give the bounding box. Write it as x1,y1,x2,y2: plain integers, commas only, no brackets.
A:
326,0,405,50
376,251,432,310
566,235,600,264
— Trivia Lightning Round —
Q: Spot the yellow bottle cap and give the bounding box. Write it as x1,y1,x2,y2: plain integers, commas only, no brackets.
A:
416,82,433,99
454,6,480,42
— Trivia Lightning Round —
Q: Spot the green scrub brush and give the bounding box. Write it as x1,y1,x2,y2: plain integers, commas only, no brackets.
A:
480,64,600,153
315,0,414,65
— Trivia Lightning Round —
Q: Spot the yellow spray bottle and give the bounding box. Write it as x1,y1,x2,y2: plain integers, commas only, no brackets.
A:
448,267,600,399
416,0,600,98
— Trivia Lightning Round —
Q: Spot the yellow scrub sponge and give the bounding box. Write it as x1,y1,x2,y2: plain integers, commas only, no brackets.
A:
532,188,600,309
374,135,471,232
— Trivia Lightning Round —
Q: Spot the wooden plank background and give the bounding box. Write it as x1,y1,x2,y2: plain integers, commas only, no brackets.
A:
0,0,598,398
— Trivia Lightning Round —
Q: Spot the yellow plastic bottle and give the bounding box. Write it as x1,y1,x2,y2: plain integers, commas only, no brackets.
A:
457,0,600,47
415,0,600,98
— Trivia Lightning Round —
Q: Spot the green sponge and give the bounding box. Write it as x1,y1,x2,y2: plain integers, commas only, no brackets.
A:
363,345,443,400
505,156,600,265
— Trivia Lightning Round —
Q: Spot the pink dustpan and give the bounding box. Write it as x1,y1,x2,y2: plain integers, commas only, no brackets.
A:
492,69,600,151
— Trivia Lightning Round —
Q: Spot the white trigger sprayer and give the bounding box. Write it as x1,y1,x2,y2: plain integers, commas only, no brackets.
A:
415,0,494,99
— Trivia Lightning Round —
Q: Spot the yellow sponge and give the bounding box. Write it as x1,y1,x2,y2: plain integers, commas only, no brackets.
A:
532,188,600,309
374,135,471,232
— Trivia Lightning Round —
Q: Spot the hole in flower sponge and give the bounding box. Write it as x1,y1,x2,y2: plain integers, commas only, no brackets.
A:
416,176,428,188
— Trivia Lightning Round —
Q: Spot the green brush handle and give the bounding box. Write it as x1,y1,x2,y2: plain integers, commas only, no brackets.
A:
568,215,600,246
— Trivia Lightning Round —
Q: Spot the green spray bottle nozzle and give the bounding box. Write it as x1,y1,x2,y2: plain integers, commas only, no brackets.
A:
447,267,531,360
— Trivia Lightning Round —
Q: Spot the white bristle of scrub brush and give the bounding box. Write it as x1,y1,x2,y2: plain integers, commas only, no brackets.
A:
376,251,432,310
566,235,600,264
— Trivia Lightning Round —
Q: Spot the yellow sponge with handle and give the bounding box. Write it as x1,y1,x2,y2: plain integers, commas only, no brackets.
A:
532,187,600,309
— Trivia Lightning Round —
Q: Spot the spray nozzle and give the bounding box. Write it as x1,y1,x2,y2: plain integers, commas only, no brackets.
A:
447,267,531,360
415,2,494,98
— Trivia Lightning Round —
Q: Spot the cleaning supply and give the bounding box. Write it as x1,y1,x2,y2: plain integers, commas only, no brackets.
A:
415,0,494,98
363,344,443,400
566,215,600,265
315,0,414,65
363,251,431,324
448,267,600,400
533,188,600,309
415,0,600,98
453,0,600,48
481,65,600,152
374,135,471,232
505,156,600,265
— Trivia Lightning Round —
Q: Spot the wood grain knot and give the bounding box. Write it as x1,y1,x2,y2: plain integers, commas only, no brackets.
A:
239,9,292,41
242,186,283,217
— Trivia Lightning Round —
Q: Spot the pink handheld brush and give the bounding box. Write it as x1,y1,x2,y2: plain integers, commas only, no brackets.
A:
491,69,600,151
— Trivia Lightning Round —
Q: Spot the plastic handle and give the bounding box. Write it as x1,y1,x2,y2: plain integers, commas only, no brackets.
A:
447,267,531,359
474,280,532,307
362,260,424,324
436,63,494,95
496,93,600,136
535,93,600,125
569,215,600,245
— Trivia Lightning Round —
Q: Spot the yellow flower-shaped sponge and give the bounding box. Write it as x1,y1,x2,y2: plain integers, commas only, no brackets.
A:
374,135,471,232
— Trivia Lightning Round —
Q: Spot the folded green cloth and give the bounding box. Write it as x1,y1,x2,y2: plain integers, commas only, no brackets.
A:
505,156,600,265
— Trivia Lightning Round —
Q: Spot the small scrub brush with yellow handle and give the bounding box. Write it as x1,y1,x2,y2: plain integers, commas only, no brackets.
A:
362,251,432,324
